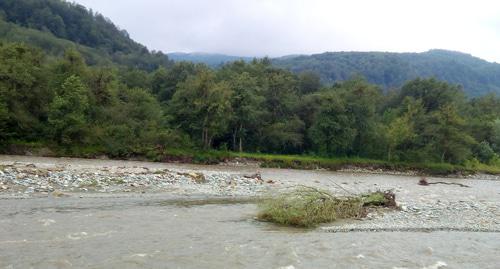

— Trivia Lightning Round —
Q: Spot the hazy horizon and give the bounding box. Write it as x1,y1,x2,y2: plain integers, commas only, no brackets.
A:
73,0,500,63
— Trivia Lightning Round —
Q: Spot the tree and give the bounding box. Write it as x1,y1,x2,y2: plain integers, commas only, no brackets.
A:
491,119,500,153
262,116,305,153
385,114,414,161
298,71,321,94
48,75,89,145
0,43,50,140
308,95,356,156
399,78,464,112
228,72,264,152
169,69,232,149
335,77,382,156
425,104,475,163
151,62,197,102
0,99,8,140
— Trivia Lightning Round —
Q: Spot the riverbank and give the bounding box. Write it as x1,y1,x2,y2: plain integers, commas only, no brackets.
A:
4,142,500,176
1,155,499,232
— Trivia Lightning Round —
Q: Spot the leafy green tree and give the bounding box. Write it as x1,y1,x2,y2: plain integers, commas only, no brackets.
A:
88,67,117,107
48,75,89,145
227,72,264,152
385,114,414,161
308,95,356,156
261,116,305,153
335,78,383,156
118,67,150,89
425,104,475,163
491,119,500,153
399,78,464,112
96,87,165,156
464,94,500,145
0,42,50,140
474,141,496,163
0,99,8,140
170,69,232,149
298,71,321,94
151,62,197,102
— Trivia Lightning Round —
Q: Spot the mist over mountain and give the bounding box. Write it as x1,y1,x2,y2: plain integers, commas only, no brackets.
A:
167,52,253,67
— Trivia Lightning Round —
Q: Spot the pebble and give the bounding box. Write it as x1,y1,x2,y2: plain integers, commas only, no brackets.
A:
0,163,276,197
1,160,499,233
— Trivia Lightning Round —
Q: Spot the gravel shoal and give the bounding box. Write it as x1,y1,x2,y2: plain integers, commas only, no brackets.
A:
1,155,499,233
0,161,279,197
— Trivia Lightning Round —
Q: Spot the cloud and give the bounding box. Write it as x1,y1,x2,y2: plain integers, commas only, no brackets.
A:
74,0,500,62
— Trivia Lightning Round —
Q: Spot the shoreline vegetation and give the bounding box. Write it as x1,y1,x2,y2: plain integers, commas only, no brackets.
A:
2,1,500,178
3,141,500,176
257,187,397,227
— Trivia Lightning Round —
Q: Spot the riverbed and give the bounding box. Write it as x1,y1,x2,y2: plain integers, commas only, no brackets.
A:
0,155,499,268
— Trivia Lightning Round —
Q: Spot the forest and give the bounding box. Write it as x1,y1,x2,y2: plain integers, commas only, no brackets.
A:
273,50,500,97
1,0,500,172
1,41,500,170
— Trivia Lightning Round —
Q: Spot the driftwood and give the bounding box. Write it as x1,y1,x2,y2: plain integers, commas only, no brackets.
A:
418,177,470,188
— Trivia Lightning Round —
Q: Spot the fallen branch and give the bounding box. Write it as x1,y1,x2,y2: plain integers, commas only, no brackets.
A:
418,177,470,188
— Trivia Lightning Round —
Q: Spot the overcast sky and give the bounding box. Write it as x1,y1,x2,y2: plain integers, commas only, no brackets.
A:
73,0,500,62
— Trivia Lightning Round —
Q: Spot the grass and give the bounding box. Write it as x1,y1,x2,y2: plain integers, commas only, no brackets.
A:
4,140,500,176
157,148,487,176
257,187,398,228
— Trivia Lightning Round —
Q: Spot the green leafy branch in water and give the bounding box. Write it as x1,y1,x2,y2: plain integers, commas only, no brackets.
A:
257,186,397,228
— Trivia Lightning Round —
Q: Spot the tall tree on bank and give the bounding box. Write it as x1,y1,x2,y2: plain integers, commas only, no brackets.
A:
227,72,264,152
48,75,89,145
169,69,232,149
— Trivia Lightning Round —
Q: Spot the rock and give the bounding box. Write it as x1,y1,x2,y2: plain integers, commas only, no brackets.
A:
189,172,206,183
52,190,69,197
244,173,262,181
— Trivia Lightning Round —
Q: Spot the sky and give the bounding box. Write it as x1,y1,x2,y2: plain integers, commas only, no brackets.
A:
73,0,500,62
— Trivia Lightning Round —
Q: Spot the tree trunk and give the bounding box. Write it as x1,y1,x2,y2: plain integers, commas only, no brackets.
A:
238,124,243,152
232,128,237,151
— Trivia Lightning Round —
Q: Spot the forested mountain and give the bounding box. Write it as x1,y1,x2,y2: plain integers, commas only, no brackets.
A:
168,52,253,67
0,0,172,70
1,0,500,169
273,50,500,96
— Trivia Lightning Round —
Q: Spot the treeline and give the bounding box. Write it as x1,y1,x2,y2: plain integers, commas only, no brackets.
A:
1,42,500,166
273,50,500,97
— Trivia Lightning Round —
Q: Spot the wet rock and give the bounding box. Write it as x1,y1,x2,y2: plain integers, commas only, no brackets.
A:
185,172,206,183
52,190,69,197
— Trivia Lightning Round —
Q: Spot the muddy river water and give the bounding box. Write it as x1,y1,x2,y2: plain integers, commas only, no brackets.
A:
0,156,499,268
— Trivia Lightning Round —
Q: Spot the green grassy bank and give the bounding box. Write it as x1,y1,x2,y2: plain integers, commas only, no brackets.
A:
3,140,500,176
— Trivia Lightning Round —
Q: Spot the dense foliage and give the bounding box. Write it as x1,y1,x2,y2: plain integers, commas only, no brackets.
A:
273,50,500,97
0,0,172,70
1,41,500,168
1,0,499,169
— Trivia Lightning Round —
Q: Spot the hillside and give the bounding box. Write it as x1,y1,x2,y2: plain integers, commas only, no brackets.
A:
0,0,172,70
168,52,253,67
273,50,500,96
